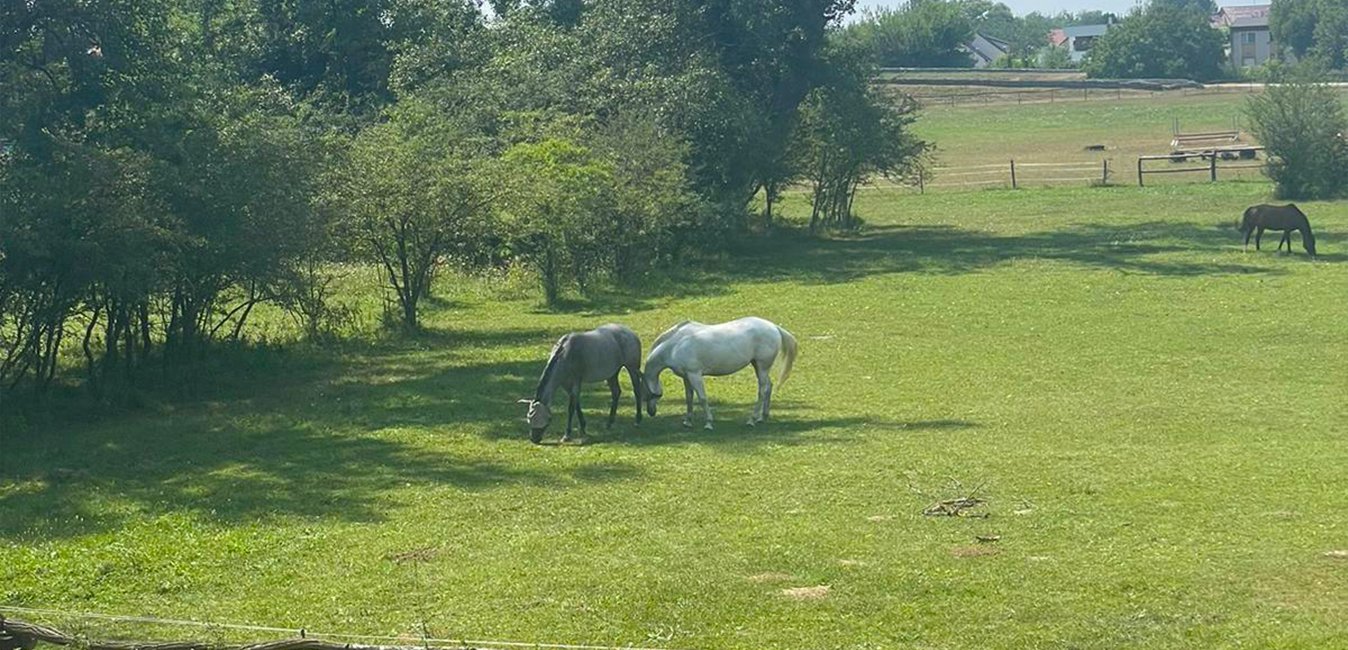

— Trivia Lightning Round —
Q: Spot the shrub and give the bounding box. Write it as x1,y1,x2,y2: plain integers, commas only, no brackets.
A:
1245,80,1348,199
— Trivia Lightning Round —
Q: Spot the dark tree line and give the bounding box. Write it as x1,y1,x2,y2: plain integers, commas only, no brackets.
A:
0,0,927,403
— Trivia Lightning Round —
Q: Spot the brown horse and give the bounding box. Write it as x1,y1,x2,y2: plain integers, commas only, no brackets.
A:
1240,204,1317,257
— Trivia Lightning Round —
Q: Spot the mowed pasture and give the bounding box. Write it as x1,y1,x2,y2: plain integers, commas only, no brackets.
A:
4,180,1347,648
898,88,1348,188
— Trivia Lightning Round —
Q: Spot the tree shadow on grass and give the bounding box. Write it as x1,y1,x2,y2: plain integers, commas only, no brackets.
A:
717,220,1288,285
526,218,1297,315
0,352,643,543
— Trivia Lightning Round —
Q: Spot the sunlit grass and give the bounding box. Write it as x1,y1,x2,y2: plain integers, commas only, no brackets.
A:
4,182,1347,649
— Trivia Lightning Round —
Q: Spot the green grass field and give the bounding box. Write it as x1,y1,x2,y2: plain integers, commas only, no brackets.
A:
904,88,1348,188
4,181,1346,649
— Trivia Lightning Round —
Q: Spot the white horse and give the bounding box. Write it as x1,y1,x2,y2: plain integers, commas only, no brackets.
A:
642,317,798,430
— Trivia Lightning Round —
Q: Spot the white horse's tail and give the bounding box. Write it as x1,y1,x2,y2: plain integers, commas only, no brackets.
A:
776,325,798,386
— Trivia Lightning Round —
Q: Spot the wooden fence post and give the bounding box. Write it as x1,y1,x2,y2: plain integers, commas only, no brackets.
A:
918,168,925,194
1209,153,1217,182
1010,159,1017,189
1137,157,1144,187
1102,159,1109,185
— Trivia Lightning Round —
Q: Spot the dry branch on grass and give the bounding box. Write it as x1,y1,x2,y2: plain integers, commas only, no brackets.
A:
923,497,987,517
920,480,990,518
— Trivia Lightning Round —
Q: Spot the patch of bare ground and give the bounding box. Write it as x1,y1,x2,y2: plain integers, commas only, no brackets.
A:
781,585,831,600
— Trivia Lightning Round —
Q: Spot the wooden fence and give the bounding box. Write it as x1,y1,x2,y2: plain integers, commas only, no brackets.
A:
1136,147,1265,186
896,83,1264,109
907,160,1112,192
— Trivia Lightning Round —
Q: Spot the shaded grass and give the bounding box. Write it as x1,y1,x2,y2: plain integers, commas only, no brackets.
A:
3,182,1348,649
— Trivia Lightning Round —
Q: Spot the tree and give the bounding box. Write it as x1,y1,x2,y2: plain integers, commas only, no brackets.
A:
336,100,492,330
497,135,617,305
847,1,975,68
1271,0,1348,67
1150,0,1217,16
1037,43,1074,68
789,41,930,231
1245,80,1348,199
1083,5,1225,80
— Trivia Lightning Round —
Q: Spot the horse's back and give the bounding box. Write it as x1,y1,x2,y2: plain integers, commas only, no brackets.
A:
1245,203,1306,229
675,317,783,374
594,323,642,365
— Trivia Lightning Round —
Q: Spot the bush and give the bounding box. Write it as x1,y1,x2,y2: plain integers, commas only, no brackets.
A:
1245,80,1348,199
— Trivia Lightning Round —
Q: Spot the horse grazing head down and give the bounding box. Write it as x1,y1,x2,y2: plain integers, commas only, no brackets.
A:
518,399,552,443
642,371,663,417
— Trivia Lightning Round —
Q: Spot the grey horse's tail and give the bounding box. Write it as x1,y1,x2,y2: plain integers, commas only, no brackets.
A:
776,325,798,386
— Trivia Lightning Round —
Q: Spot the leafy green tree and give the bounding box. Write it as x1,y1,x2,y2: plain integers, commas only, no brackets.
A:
583,112,705,277
789,41,930,231
497,136,617,305
1084,5,1225,80
335,100,492,330
1309,1,1348,69
1245,80,1348,199
1150,0,1217,16
1037,44,1075,68
0,0,183,393
1270,0,1348,66
847,1,975,68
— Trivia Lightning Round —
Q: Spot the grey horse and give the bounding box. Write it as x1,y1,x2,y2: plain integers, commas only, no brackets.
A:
519,324,644,444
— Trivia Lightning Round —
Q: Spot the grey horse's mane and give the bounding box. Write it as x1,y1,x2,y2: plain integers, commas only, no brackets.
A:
534,334,570,400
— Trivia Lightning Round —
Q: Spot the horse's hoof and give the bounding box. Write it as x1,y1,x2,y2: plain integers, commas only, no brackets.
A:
745,419,756,427
704,423,715,431
682,420,693,428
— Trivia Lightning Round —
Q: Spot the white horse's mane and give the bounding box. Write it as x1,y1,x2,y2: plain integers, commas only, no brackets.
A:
651,319,698,351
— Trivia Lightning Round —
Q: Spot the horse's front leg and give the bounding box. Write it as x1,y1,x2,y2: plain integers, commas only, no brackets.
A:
563,390,576,442
682,377,695,428
1255,226,1265,250
575,390,587,439
606,374,620,429
687,372,713,430
626,365,643,424
1243,228,1252,251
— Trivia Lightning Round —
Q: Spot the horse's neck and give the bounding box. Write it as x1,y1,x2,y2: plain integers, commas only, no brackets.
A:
534,348,567,404
646,344,669,375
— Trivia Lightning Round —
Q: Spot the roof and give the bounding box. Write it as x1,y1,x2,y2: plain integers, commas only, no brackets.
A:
1228,15,1270,28
1212,4,1270,27
965,32,1011,65
1062,24,1109,38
